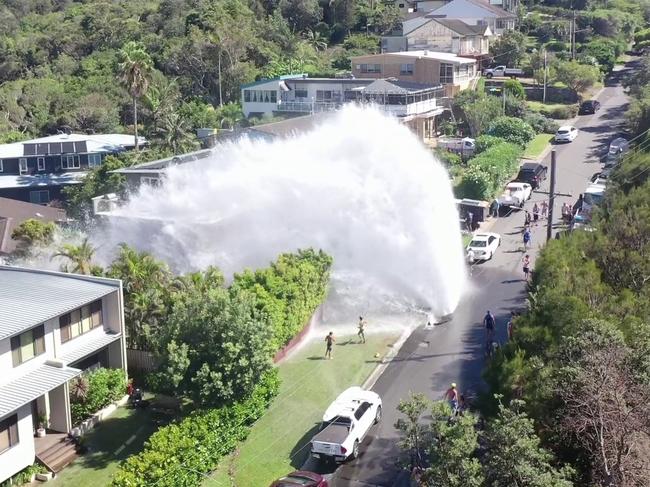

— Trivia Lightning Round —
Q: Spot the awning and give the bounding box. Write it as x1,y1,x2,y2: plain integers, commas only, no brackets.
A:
0,363,82,419
279,80,290,91
60,331,122,365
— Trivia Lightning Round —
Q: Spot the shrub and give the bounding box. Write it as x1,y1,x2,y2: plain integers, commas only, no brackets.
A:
542,104,579,120
523,111,560,134
70,368,126,425
112,369,280,487
475,135,503,154
545,41,568,52
504,79,525,99
434,148,463,167
487,116,536,147
456,142,523,200
231,249,332,351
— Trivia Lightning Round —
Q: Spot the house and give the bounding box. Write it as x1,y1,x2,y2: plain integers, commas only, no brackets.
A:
489,0,520,14
351,51,479,97
427,0,517,35
382,15,492,56
0,133,145,205
0,198,67,255
0,266,127,481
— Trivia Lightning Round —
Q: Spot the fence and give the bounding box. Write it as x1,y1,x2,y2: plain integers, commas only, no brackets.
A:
127,348,157,373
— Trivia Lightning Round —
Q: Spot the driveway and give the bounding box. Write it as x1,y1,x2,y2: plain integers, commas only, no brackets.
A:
328,58,637,487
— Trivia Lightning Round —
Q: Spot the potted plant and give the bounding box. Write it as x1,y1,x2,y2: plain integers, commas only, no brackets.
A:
36,413,47,437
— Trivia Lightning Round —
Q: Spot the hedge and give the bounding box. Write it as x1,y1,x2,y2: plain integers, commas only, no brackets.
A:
475,135,503,154
487,117,535,147
231,249,332,351
540,104,579,120
456,142,523,201
70,368,126,425
112,369,280,487
523,111,559,134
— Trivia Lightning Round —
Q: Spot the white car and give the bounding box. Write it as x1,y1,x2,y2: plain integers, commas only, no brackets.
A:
466,232,501,261
311,387,382,462
497,182,532,208
555,125,578,143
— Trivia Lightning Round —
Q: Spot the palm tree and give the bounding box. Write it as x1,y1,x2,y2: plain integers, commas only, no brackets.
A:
52,237,96,275
118,41,153,151
216,102,244,130
156,112,198,154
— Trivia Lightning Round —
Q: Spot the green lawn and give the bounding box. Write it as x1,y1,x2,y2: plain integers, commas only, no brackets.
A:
208,332,400,487
523,133,554,159
50,403,162,487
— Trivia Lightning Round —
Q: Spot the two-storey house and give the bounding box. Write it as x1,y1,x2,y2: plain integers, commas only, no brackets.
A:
0,133,145,205
381,15,492,56
428,0,516,36
0,266,127,482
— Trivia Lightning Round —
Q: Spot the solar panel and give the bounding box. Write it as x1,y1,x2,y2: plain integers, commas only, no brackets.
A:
24,144,37,156
76,141,87,153
49,143,62,154
37,143,49,155
62,142,75,154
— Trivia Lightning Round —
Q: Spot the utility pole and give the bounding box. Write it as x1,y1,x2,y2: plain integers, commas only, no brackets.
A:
571,9,576,60
502,84,506,114
546,150,557,242
543,48,547,103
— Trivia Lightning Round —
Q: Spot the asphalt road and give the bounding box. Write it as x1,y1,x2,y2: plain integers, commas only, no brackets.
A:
328,58,637,487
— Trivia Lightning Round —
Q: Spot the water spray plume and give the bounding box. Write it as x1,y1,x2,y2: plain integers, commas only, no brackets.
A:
100,106,466,317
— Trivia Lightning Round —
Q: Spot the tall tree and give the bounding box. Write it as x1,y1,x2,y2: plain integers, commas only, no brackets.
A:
52,237,97,275
118,41,153,151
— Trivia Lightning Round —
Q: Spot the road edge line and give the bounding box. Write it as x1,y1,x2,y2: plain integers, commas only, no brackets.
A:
363,327,412,390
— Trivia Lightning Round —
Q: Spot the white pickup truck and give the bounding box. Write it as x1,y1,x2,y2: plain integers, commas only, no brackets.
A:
483,65,525,78
311,387,382,462
438,137,476,157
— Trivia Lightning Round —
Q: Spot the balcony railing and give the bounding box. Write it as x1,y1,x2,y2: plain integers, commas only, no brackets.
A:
276,98,441,117
276,101,343,113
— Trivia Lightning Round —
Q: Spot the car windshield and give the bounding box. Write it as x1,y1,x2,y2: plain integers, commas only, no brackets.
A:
557,130,569,134
584,193,604,206
278,476,316,486
469,240,487,247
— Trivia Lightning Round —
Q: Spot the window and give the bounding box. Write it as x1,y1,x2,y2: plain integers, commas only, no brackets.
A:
316,90,333,101
10,325,45,367
243,89,276,104
400,63,414,75
140,176,160,187
294,89,308,99
37,157,45,171
88,154,102,168
19,158,28,174
439,63,454,83
0,415,19,453
0,160,3,172
244,90,251,102
359,63,381,74
60,301,103,344
29,190,50,205
62,155,80,169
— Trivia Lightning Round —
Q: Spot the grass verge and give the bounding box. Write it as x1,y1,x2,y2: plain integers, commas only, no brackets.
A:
523,133,554,159
208,332,400,487
526,100,569,112
50,405,160,487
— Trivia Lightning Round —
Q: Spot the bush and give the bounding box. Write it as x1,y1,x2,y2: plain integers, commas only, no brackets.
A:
434,148,463,167
456,142,523,200
487,116,536,147
112,369,280,487
504,79,525,99
541,104,579,120
545,41,568,52
231,249,332,351
475,135,503,154
70,368,126,425
523,111,560,134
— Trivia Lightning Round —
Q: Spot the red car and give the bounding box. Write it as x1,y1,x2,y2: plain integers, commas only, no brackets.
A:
270,471,328,487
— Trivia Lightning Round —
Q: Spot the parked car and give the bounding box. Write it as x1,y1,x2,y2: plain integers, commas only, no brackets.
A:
483,65,524,79
311,387,382,462
466,232,501,261
554,125,578,143
578,100,601,115
580,183,606,221
590,171,610,186
604,137,629,168
497,182,532,209
270,471,328,487
514,162,548,189
438,137,476,158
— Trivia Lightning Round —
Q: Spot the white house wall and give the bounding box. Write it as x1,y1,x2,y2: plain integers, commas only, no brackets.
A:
407,21,454,52
241,79,282,117
0,405,34,482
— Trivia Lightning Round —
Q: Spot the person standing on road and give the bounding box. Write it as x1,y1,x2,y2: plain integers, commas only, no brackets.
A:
523,228,531,250
524,210,531,227
533,203,540,225
541,200,548,219
444,383,460,412
466,211,474,232
491,198,500,218
522,254,531,281
357,316,366,344
507,311,516,340
325,331,335,359
483,310,496,344
561,203,569,223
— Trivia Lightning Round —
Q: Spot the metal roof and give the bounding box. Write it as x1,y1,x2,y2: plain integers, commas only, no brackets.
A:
0,172,87,189
240,74,308,89
0,363,81,419
361,79,442,94
433,18,491,36
60,331,122,365
113,149,212,174
0,266,120,341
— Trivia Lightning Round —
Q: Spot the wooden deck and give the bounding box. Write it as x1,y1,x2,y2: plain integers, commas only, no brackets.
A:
35,432,78,473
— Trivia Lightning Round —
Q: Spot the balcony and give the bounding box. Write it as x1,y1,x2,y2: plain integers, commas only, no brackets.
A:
276,101,343,113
